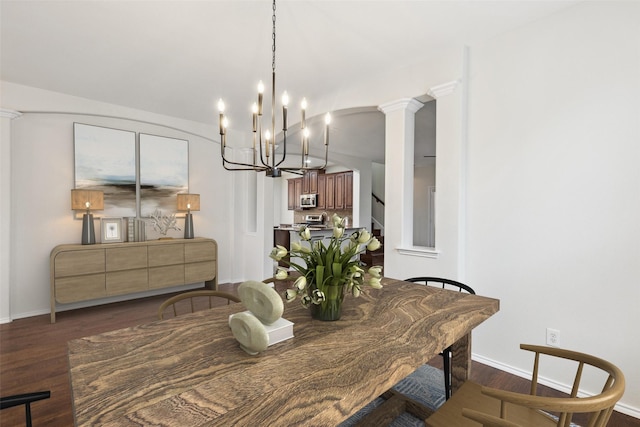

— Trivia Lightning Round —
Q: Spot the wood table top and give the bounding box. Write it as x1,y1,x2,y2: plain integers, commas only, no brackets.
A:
68,277,499,426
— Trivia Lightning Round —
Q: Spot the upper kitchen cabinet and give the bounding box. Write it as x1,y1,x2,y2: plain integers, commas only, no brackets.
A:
302,170,323,194
317,174,327,210
288,170,352,211
344,171,353,209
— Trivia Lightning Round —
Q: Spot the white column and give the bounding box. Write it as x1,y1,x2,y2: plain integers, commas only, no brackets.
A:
0,109,22,323
378,99,423,250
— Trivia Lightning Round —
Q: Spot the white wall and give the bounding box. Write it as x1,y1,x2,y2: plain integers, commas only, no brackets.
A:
370,1,639,416
465,2,639,415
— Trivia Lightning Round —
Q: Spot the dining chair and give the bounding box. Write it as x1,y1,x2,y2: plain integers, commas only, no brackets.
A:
404,276,476,400
0,390,51,427
157,290,240,320
425,344,625,427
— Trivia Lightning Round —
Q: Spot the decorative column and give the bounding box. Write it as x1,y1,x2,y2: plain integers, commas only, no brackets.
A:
378,99,423,251
0,109,22,323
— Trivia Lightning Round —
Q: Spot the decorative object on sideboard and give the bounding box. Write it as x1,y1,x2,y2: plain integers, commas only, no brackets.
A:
150,209,180,237
177,193,200,239
217,0,331,178
100,217,123,243
71,189,104,245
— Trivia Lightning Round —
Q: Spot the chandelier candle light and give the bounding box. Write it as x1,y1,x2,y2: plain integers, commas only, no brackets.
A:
217,0,331,178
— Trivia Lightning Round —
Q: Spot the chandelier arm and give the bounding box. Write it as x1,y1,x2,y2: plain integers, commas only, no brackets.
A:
258,117,270,168
223,164,268,172
221,155,268,170
274,130,287,168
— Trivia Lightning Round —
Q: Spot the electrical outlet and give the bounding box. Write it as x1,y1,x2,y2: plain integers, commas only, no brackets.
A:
546,328,560,347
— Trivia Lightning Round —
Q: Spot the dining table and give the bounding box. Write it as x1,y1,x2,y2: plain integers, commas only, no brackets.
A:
67,277,500,426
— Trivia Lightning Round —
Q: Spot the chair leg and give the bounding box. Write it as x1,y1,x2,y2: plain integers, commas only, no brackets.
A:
441,346,452,400
25,403,32,427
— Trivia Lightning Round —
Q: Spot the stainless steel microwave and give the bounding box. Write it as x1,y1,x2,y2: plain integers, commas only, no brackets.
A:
300,194,317,208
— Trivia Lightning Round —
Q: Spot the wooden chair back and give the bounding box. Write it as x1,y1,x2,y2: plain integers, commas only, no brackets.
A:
157,290,240,320
426,344,625,427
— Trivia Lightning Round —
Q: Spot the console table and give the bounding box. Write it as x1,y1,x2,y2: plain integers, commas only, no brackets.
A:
49,238,217,323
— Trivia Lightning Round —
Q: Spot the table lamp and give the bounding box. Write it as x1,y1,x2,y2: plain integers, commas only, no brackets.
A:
71,189,104,245
177,193,200,239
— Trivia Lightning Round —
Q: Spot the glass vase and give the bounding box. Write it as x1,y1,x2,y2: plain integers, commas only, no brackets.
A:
309,283,345,321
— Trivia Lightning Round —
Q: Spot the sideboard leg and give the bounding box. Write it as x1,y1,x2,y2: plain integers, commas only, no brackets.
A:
205,277,217,290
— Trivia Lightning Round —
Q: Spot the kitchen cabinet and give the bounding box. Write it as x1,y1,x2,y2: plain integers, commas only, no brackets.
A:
287,179,296,210
323,171,353,211
301,170,322,194
287,170,352,212
325,174,336,210
294,178,302,209
344,171,353,209
335,172,345,209
273,228,291,267
316,174,326,209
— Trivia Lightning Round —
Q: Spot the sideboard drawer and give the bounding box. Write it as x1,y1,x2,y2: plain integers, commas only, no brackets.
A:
55,274,106,303
149,265,185,289
54,250,105,277
148,244,184,267
106,246,148,271
106,269,148,296
185,241,216,263
185,261,216,284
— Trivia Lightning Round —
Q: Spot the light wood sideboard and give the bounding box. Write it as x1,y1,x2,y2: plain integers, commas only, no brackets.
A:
50,238,217,323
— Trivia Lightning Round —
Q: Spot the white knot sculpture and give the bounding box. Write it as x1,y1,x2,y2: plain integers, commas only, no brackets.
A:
229,280,286,355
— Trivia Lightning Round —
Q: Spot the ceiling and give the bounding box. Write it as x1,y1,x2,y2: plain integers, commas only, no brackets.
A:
1,1,578,164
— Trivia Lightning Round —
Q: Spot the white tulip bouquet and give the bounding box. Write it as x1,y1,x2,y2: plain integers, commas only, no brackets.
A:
269,214,383,320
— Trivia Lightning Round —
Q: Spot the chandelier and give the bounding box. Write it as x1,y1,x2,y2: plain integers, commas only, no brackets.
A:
217,0,331,178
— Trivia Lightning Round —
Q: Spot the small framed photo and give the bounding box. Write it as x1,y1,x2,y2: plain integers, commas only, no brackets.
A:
101,218,123,243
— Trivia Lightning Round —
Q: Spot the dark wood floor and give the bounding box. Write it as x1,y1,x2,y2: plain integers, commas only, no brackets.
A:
1,283,637,427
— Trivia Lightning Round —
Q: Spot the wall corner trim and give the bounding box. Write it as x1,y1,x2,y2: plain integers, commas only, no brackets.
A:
427,80,460,99
0,108,22,119
378,98,423,115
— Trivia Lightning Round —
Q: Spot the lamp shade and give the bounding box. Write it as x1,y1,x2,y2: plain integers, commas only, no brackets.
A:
71,189,104,211
177,194,200,212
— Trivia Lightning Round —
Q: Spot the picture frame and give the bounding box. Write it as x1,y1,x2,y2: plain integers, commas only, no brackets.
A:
74,123,137,218
101,217,123,243
139,133,189,217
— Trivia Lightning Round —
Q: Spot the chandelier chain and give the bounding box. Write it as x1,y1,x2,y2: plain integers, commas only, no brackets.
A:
272,0,276,73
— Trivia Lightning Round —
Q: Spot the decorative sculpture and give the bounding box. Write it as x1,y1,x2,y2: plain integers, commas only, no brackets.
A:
150,209,181,236
229,280,291,355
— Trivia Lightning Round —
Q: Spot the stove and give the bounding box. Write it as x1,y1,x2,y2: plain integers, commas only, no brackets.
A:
304,214,324,225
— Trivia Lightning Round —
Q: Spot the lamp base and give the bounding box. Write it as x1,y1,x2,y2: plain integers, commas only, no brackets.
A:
81,213,96,245
184,213,194,239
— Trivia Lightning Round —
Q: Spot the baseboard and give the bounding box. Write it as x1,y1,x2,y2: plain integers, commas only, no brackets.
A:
472,353,640,420
9,283,204,321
